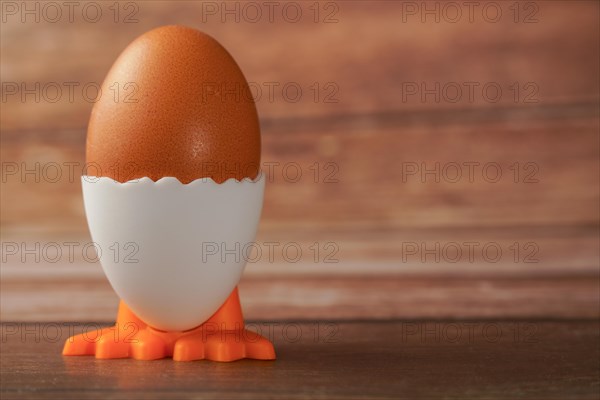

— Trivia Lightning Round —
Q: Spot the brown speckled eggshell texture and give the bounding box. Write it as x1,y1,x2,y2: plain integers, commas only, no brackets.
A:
87,25,260,184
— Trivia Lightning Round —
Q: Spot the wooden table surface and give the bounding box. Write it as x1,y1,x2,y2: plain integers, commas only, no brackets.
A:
1,321,599,400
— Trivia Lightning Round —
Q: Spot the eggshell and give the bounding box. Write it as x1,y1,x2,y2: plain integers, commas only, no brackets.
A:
86,25,260,183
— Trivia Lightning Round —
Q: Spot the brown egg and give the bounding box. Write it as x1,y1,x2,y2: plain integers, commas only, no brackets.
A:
87,25,260,183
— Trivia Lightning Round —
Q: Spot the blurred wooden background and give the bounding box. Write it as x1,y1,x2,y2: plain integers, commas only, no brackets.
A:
1,1,598,322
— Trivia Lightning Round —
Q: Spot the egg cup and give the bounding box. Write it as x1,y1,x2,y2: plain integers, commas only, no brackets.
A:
62,174,275,361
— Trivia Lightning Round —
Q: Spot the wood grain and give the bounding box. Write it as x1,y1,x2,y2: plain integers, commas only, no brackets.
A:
1,321,598,399
1,2,598,325
1,1,598,131
2,268,598,321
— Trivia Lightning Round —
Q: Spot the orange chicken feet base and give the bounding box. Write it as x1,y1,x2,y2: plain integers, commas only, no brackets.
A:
62,288,275,362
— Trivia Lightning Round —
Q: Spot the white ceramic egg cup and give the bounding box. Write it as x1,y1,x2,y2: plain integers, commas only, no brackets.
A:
81,174,265,331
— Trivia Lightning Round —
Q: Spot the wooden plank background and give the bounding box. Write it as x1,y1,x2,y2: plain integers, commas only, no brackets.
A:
1,1,599,321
